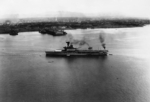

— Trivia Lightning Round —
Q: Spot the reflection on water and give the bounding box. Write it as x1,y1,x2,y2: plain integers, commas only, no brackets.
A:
0,26,150,102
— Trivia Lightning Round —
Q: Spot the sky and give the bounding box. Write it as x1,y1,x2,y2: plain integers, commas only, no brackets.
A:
0,0,150,19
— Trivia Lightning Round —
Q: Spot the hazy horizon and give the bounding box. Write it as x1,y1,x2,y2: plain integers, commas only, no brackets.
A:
0,0,150,19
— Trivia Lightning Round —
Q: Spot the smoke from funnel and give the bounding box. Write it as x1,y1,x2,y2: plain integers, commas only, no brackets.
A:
66,34,73,42
66,34,90,48
99,31,106,49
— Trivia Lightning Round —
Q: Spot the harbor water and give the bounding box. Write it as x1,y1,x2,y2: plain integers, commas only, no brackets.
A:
0,25,150,102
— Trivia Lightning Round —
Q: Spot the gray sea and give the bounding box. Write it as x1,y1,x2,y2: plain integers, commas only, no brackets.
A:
0,25,150,102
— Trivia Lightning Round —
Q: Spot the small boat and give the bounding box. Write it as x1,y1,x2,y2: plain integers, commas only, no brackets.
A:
39,28,67,36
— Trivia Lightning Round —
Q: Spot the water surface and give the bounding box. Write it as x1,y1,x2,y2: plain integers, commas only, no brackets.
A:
0,26,150,102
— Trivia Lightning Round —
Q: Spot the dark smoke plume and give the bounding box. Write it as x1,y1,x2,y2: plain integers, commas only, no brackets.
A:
99,31,106,49
66,34,90,48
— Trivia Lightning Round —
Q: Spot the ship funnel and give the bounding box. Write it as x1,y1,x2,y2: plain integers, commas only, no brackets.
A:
66,42,70,47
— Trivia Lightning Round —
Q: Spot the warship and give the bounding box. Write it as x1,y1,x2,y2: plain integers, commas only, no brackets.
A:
45,42,108,56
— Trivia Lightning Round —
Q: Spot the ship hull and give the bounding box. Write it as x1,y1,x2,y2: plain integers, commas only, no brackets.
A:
45,50,108,57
